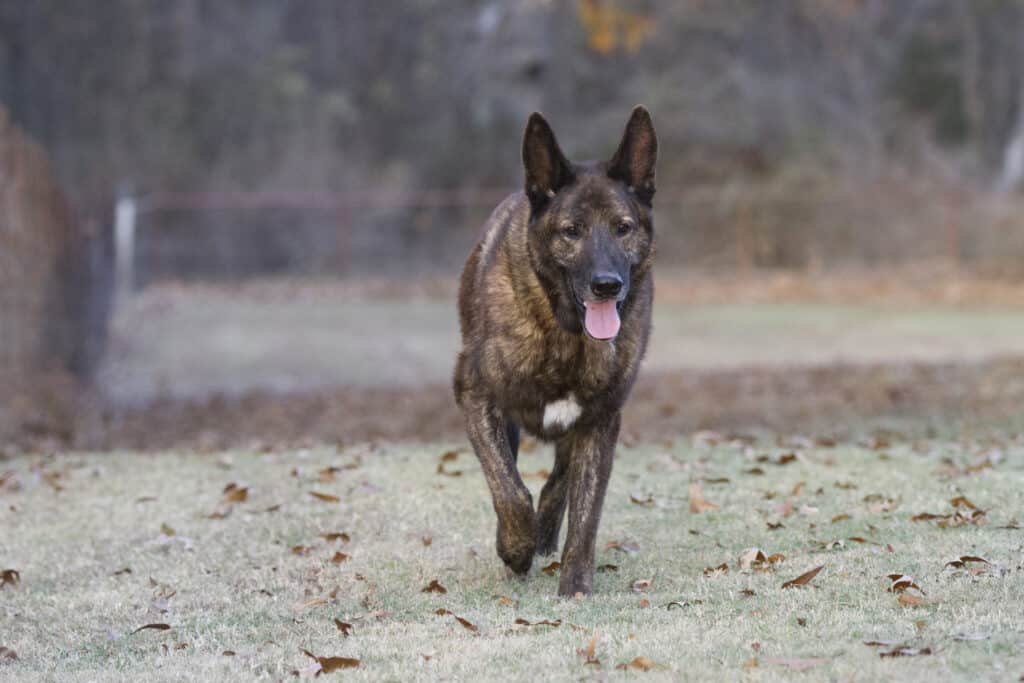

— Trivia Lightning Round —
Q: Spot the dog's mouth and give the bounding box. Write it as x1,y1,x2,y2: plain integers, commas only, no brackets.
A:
571,287,625,341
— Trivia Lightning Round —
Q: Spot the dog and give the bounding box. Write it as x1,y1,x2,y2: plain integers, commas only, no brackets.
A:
453,106,657,596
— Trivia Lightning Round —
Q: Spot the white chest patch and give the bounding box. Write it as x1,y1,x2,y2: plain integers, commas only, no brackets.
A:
543,394,582,430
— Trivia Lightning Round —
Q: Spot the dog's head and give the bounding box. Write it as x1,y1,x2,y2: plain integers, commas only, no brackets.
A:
522,107,657,341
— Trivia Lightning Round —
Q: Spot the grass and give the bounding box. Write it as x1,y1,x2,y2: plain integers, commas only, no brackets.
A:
2,435,1023,681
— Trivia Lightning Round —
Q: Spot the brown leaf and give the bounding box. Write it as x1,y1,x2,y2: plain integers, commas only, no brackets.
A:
132,623,172,635
949,495,978,510
310,491,340,503
321,532,350,544
630,492,655,506
422,579,447,594
291,545,311,556
330,552,350,564
631,578,653,592
638,597,651,608
0,570,20,588
945,555,990,569
439,450,460,463
160,523,175,536
111,567,132,576
222,483,248,503
617,656,659,671
0,646,17,661
453,615,478,633
767,521,785,530
703,476,731,485
222,650,236,656
495,595,515,606
334,619,353,636
745,467,765,476
421,535,433,547
879,646,932,658
704,563,729,576
831,513,851,523
605,539,641,555
689,482,719,513
781,565,824,589
740,589,756,598
577,631,600,665
898,594,927,607
597,564,619,573
887,574,924,595
300,648,360,671
515,618,561,627
541,561,561,576
436,463,463,477
776,453,798,465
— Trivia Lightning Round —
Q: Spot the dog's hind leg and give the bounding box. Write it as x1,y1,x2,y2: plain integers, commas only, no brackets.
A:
559,413,620,597
462,395,536,574
506,422,520,462
535,439,570,556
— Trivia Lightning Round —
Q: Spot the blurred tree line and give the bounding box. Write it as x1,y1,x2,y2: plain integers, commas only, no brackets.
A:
3,0,1024,274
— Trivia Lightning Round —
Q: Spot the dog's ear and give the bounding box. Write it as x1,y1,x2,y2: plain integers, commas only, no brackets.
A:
607,106,657,205
522,112,574,211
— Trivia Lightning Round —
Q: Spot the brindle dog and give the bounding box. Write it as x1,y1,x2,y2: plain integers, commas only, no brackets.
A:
453,106,657,596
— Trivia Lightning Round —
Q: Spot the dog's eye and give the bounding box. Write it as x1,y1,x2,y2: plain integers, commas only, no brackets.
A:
616,221,633,236
563,221,583,238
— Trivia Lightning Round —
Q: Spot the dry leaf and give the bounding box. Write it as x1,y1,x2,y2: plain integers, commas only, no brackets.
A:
111,567,132,576
301,648,360,671
597,564,619,573
0,646,17,661
879,646,931,658
898,594,927,607
0,570,20,588
310,491,340,503
605,539,641,555
776,453,798,465
436,463,463,477
334,619,353,636
160,523,175,536
515,618,561,627
541,561,561,576
577,631,600,665
638,598,651,608
421,535,432,547
322,532,350,544
422,579,447,594
291,545,311,556
689,483,719,513
887,574,924,594
630,492,655,506
704,563,729,576
617,656,658,671
439,450,459,463
222,650,236,656
781,565,824,589
949,495,978,510
495,596,515,606
222,483,249,503
132,623,172,635
453,615,479,633
330,552,350,564
631,578,653,592
945,555,990,569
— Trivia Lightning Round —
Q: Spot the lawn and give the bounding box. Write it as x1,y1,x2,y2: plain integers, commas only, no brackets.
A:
2,434,1022,680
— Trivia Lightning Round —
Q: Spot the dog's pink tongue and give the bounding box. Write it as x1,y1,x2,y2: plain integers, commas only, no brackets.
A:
584,300,620,340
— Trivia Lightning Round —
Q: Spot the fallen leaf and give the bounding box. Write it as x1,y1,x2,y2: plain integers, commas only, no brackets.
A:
605,539,641,555
111,567,132,576
222,483,249,503
879,646,932,658
887,574,924,594
132,623,172,635
638,598,651,608
222,650,236,656
1,570,20,588
597,564,619,573
310,491,340,503
689,483,719,513
436,463,463,477
453,615,479,633
439,450,459,462
334,619,353,636
631,578,653,592
767,521,785,530
743,657,759,669
160,523,175,536
577,631,600,665
704,563,729,576
666,600,691,609
949,495,978,510
330,552,350,564
495,595,515,606
515,618,561,627
945,555,989,569
630,492,655,506
898,594,927,607
0,646,17,660
782,565,824,589
300,648,360,671
541,562,561,576
617,656,659,671
703,477,731,485
776,453,798,465
422,579,447,594
291,545,311,556
322,532,351,544
740,589,756,598
421,535,432,547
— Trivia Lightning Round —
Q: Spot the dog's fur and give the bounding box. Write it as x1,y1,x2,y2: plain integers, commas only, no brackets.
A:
453,107,658,596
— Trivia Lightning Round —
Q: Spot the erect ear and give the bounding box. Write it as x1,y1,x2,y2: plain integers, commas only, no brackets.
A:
607,105,657,204
522,112,574,211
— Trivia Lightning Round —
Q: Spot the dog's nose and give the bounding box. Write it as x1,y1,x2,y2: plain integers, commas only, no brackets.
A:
590,273,623,299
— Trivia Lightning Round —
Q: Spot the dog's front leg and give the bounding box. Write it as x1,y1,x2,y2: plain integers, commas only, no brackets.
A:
558,413,620,597
462,395,536,574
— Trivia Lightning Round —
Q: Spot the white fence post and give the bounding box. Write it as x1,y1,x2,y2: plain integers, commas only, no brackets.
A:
114,191,137,308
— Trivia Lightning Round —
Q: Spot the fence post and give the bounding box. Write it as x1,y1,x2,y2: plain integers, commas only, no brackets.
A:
114,189,137,308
